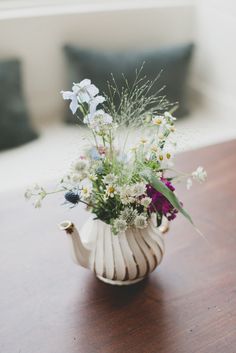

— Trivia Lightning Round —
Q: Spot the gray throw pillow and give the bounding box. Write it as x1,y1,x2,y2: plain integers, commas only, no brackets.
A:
63,43,194,124
0,59,38,151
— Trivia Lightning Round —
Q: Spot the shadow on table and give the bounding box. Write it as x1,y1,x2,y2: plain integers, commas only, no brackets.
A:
81,273,165,307
69,273,172,352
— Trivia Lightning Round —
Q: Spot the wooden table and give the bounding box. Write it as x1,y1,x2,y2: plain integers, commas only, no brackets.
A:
1,140,236,353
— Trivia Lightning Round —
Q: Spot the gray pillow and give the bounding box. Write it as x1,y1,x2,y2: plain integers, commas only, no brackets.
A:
0,59,38,151
63,43,194,123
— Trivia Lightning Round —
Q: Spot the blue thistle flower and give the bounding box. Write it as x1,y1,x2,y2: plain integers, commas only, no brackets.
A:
65,191,80,204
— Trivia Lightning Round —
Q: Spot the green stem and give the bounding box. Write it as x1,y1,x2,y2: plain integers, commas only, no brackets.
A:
165,167,191,177
79,199,92,207
121,127,131,157
102,135,106,148
31,188,65,197
79,102,89,116
92,130,99,148
109,130,113,161
45,189,65,195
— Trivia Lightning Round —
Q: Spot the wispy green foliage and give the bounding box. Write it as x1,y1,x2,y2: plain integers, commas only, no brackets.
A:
103,64,176,127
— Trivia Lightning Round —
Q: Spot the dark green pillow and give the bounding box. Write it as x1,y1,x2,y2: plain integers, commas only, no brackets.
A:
63,43,194,123
0,59,38,151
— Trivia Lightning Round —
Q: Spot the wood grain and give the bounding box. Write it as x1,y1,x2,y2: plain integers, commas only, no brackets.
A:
0,140,236,353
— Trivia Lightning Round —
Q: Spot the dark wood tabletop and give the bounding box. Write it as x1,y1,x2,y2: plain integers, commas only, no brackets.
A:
1,140,236,353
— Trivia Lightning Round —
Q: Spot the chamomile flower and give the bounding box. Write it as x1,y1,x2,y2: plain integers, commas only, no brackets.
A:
80,179,92,200
80,186,92,201
156,153,164,163
106,185,117,198
165,150,173,161
152,115,166,126
156,147,174,167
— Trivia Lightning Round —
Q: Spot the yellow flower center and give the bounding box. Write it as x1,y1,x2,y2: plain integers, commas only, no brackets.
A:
108,186,115,193
166,153,171,159
154,118,162,125
159,154,164,161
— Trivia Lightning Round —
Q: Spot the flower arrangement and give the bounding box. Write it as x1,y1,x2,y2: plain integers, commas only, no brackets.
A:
25,71,207,234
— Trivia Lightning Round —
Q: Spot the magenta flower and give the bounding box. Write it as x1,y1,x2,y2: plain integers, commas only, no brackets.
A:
146,178,179,221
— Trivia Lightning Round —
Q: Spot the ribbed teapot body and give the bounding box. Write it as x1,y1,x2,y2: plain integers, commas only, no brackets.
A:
80,217,167,285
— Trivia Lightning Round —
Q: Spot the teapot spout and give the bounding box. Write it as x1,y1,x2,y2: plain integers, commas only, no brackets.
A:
59,221,91,269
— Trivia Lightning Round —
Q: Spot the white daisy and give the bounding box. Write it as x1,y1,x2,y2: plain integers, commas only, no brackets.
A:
80,179,93,201
106,185,117,198
152,115,166,126
156,147,174,167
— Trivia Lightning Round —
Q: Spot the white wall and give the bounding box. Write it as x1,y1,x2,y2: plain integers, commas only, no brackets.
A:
191,0,236,114
0,2,195,126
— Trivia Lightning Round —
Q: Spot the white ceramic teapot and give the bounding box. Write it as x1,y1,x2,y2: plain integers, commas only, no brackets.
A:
59,216,169,285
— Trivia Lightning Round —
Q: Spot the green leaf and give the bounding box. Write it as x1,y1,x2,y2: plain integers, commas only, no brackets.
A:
140,169,194,225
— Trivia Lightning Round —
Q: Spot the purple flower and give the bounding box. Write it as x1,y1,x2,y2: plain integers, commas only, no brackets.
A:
146,178,179,221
